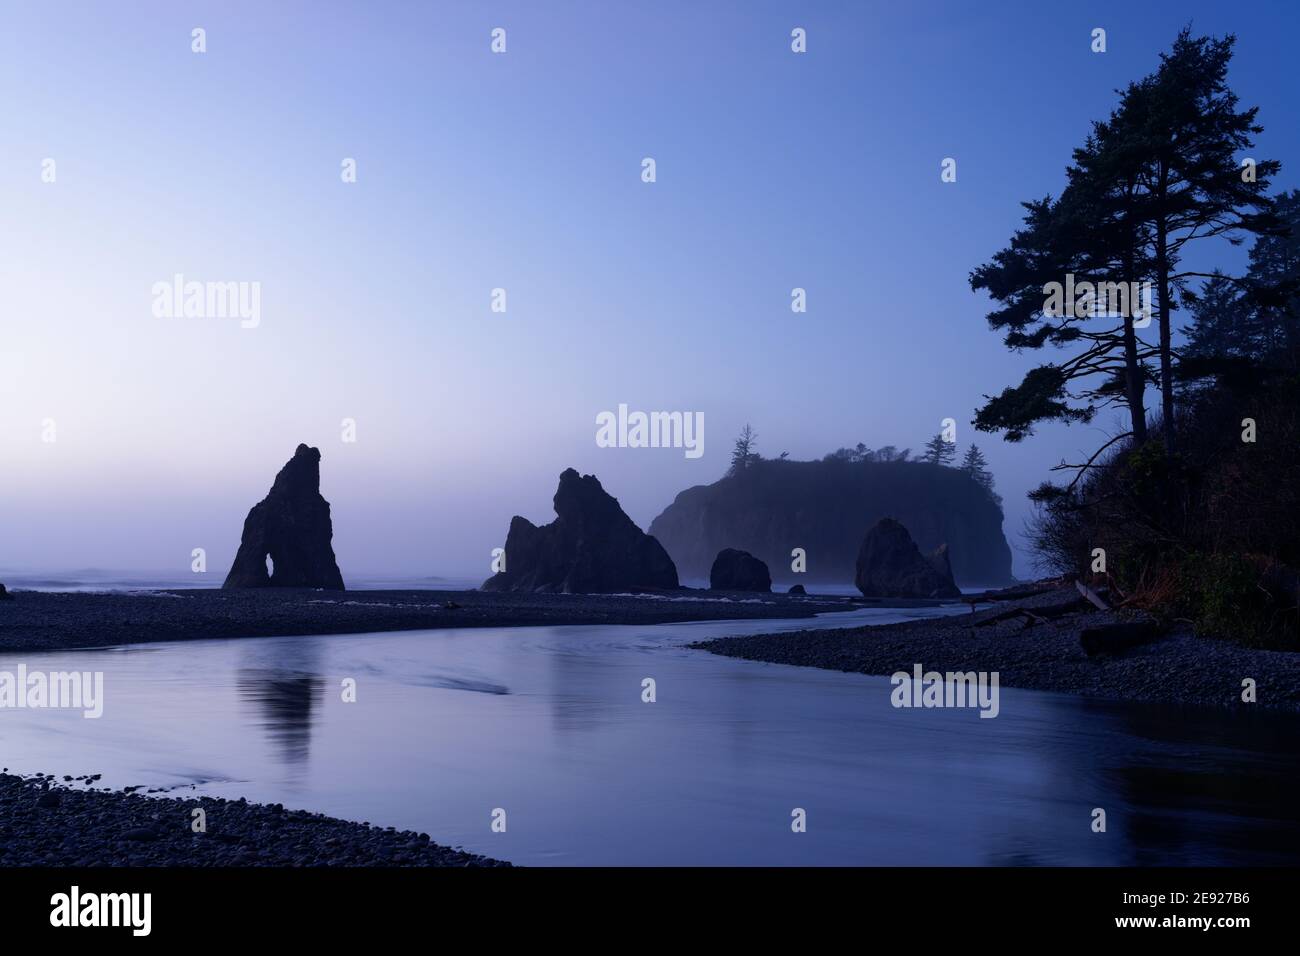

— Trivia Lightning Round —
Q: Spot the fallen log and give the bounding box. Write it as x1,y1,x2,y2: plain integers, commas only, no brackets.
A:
965,580,1066,603
1079,620,1163,657
974,607,1051,628
1075,579,1111,611
973,598,1086,627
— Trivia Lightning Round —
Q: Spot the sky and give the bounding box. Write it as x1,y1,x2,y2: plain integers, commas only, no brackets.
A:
1,0,1297,581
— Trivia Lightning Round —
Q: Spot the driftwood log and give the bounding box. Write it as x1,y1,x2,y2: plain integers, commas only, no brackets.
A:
1075,579,1112,610
965,581,1067,604
974,601,1083,629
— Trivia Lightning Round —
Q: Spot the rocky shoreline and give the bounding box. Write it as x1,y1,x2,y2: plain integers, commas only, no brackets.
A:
692,585,1300,712
0,586,852,653
0,772,507,867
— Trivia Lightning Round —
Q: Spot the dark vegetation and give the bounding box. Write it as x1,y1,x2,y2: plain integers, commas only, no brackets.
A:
972,28,1299,648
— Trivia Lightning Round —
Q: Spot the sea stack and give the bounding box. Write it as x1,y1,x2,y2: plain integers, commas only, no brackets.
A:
482,468,679,593
223,444,345,590
709,549,772,592
854,518,960,599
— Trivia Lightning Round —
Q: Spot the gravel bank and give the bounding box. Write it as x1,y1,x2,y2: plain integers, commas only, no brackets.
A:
692,586,1300,711
0,772,507,867
0,587,850,653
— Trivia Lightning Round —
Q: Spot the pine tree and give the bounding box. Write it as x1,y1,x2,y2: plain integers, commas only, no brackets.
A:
1183,190,1300,376
729,424,757,475
961,444,1001,506
1113,29,1279,448
972,28,1278,472
961,444,992,487
922,433,955,466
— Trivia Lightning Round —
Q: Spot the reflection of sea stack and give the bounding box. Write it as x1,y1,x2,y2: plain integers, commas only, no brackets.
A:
237,668,324,767
854,518,960,599
223,444,345,590
482,468,679,593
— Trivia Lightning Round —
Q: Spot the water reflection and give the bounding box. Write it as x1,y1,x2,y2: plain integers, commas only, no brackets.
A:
2,611,1298,865
1095,698,1300,865
236,640,325,773
545,626,624,733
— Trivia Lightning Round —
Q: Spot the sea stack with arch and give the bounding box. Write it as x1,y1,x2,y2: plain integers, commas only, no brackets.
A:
223,444,345,590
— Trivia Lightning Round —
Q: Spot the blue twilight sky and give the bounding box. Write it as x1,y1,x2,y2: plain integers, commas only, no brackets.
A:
1,0,1297,580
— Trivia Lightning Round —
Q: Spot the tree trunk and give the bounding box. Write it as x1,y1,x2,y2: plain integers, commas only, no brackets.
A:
1123,314,1148,444
1155,166,1176,450
1122,237,1148,444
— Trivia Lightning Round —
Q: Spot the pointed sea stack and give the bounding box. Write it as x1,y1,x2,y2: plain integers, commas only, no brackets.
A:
223,444,345,590
482,468,679,593
854,518,960,599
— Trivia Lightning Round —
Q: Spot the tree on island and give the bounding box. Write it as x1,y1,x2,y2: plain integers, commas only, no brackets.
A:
960,444,994,489
922,433,955,466
728,424,758,475
824,443,879,463
876,445,910,462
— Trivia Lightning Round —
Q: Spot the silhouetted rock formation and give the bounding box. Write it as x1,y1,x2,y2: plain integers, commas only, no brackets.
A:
482,468,679,593
788,584,806,595
223,444,345,590
0,583,12,600
709,549,772,592
649,457,1012,586
854,518,960,599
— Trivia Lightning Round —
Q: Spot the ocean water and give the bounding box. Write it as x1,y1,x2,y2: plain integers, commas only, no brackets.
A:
1,605,1297,866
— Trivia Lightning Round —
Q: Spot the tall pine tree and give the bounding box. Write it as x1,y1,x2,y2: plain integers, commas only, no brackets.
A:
972,29,1278,472
922,433,955,466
